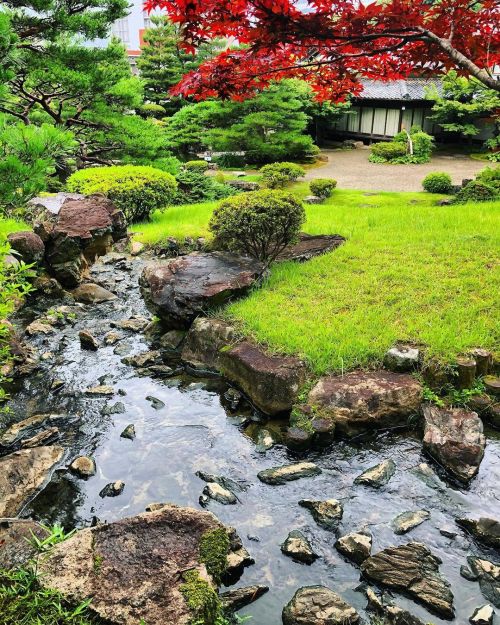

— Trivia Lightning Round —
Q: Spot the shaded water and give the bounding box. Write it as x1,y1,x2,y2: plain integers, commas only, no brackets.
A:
6,255,500,625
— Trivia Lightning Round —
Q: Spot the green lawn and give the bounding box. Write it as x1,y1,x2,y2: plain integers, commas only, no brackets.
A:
133,186,500,374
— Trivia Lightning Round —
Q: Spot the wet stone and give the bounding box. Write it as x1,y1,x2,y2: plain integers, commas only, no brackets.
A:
355,459,396,488
202,482,237,505
220,585,269,612
120,424,136,440
281,530,319,564
122,350,162,368
146,395,165,410
282,586,359,625
299,499,344,531
71,283,117,304
26,320,54,336
470,604,495,625
195,471,247,493
257,462,321,485
456,517,500,550
285,426,314,451
113,317,149,332
104,331,121,345
255,428,276,453
467,558,500,608
335,531,372,564
99,480,125,498
21,426,60,448
391,510,430,534
70,456,96,478
79,330,100,350
101,402,125,416
86,385,114,396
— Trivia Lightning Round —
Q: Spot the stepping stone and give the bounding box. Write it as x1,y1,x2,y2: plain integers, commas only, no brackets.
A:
70,456,96,478
355,459,396,488
120,425,136,440
299,499,343,531
257,462,321,485
281,530,319,564
392,510,430,534
335,530,372,564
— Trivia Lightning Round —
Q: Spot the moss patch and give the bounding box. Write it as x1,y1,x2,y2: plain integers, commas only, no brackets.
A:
180,569,221,625
199,528,230,584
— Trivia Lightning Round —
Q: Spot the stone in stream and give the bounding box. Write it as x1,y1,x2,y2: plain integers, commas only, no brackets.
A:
71,283,117,303
195,471,248,493
281,530,319,564
391,510,430,535
201,482,237,505
361,542,454,618
0,413,58,446
122,350,162,368
7,231,45,265
285,426,314,451
101,402,125,416
21,426,60,448
456,517,500,550
38,505,252,625
146,395,165,410
365,587,426,625
181,318,239,371
220,585,269,611
255,428,276,452
355,459,396,488
139,252,266,329
257,462,321,485
466,558,500,608
26,320,54,336
335,530,372,564
299,499,344,531
422,404,485,483
470,604,495,625
99,480,125,498
79,329,100,350
113,317,149,332
282,586,359,625
86,384,114,396
0,446,64,516
120,424,136,440
306,370,422,437
104,331,121,345
70,456,96,478
384,345,420,372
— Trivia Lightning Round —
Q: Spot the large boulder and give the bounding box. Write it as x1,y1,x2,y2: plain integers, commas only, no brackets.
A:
39,505,252,625
27,192,84,219
282,586,359,625
220,341,308,415
7,231,45,265
181,317,239,371
422,405,485,483
361,542,454,618
140,252,265,329
0,446,64,516
306,371,422,437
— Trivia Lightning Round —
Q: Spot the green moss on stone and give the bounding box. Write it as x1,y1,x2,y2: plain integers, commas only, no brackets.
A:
199,528,230,584
180,569,220,625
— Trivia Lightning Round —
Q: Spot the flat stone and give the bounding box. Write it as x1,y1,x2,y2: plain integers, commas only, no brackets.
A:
282,586,359,625
227,180,261,192
456,517,500,550
122,350,162,368
21,426,59,448
255,428,276,452
146,395,164,410
139,252,265,329
70,456,96,478
101,402,126,416
299,499,343,531
71,283,117,303
220,585,269,611
423,404,485,483
79,330,100,350
26,320,54,336
285,426,314,451
28,192,84,216
220,341,308,415
355,459,396,488
86,385,114,396
120,424,136,440
104,331,121,345
307,371,422,437
257,462,321,485
195,471,247,494
201,482,237,505
281,530,319,564
0,519,50,570
335,531,372,564
276,233,345,262
0,446,64,516
181,318,238,371
99,480,125,498
365,588,426,625
304,195,324,204
467,558,500,608
361,542,454,618
391,510,430,534
0,413,53,446
113,317,149,332
38,505,251,625
470,604,495,625
384,345,420,372
130,240,144,256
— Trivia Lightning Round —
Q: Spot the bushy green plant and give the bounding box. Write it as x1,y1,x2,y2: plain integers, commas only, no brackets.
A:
184,160,210,173
173,169,237,204
260,162,305,188
453,180,498,203
412,131,434,160
422,172,453,194
476,165,500,191
66,165,177,222
213,153,247,168
310,178,337,198
209,189,305,264
369,142,407,161
138,103,166,118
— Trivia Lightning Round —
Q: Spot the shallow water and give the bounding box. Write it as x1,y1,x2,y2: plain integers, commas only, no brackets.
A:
6,255,500,625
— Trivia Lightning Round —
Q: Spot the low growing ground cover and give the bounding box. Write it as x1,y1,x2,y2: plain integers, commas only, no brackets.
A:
133,186,500,374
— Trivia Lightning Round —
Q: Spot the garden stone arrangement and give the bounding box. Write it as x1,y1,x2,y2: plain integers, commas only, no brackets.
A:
0,202,499,625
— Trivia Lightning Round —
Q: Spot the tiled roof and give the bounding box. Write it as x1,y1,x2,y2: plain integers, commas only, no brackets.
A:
357,78,443,101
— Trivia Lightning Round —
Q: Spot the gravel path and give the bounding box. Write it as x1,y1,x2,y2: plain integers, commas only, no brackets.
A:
306,149,487,192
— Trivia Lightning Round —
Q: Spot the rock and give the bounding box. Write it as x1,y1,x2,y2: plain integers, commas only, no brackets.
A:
361,542,454,618
225,527,255,580
70,456,96,478
159,329,186,355
285,426,314,451
306,371,422,437
202,482,237,505
355,459,396,488
0,413,55,446
99,480,125,498
461,564,480,582
50,378,65,392
38,505,251,625
86,385,114,396
79,330,99,350
181,318,238,371
26,320,54,336
146,395,164,410
391,510,430,534
257,462,321,485
104,331,121,345
422,404,485,482
484,376,500,397
299,499,343,531
0,446,64,516
220,585,269,611
384,345,420,372
255,428,276,452
335,531,372,564
101,402,126,416
365,588,426,625
120,424,136,440
130,240,144,256
0,519,50,570
282,586,359,625
220,341,308,415
456,517,500,550
227,180,261,192
280,234,345,263
196,471,247,494
113,317,149,332
21,426,60,448
470,604,495,625
467,558,500,607
310,417,336,448
27,192,84,218
122,350,162,368
71,283,117,303
304,195,324,204
139,252,265,329
7,231,45,264
281,530,319,564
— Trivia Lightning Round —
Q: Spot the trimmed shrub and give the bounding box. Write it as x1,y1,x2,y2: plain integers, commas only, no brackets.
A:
412,131,434,160
184,160,210,173
173,169,237,204
310,178,337,199
139,103,167,118
476,166,500,192
209,190,306,264
454,180,498,204
66,165,177,223
260,162,306,189
370,142,407,161
422,172,453,194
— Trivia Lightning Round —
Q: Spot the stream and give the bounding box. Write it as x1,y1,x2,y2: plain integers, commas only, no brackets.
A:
5,253,500,625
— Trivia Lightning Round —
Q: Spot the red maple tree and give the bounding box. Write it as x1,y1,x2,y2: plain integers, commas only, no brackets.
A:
144,0,500,101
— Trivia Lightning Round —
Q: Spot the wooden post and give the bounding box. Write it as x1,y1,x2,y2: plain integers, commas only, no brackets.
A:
471,349,492,377
456,357,477,389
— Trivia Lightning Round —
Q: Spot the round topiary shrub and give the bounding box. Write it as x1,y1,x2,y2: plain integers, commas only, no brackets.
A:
370,142,407,161
209,190,306,264
454,180,498,204
260,162,306,189
184,160,210,173
422,172,453,194
139,103,167,119
310,178,337,199
66,165,177,223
